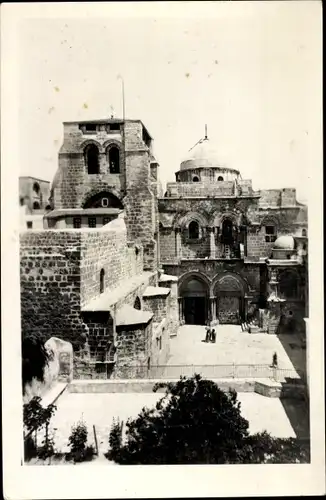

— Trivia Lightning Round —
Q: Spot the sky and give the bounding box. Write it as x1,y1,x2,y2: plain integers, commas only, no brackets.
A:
18,2,322,203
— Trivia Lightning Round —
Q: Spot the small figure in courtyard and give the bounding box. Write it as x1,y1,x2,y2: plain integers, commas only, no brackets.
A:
210,328,216,343
272,352,278,368
204,321,211,342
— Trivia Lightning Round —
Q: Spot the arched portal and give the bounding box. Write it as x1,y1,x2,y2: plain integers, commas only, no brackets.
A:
179,276,209,325
214,273,246,325
83,191,123,209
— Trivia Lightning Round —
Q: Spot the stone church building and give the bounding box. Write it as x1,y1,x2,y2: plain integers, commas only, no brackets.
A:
159,133,308,332
20,117,308,379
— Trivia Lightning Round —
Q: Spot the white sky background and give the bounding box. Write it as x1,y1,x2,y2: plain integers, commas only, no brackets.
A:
19,2,321,202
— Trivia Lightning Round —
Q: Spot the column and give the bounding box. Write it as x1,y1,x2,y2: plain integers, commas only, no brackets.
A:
209,297,217,322
175,228,182,260
178,297,182,322
208,227,216,259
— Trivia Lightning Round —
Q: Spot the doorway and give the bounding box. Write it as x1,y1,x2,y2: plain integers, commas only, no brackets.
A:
179,276,209,326
183,297,207,325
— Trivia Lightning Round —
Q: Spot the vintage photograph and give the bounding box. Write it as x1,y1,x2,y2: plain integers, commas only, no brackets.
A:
1,1,324,497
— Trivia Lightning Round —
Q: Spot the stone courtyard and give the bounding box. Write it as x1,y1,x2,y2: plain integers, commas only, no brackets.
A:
43,389,305,464
161,325,305,380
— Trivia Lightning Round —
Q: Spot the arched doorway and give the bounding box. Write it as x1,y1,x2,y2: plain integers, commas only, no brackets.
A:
214,274,246,324
179,276,209,325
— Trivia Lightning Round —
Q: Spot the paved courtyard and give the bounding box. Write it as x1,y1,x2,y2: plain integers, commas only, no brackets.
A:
165,325,305,379
46,390,301,461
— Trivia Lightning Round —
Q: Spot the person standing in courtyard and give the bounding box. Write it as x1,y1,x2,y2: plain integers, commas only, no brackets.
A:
204,320,211,342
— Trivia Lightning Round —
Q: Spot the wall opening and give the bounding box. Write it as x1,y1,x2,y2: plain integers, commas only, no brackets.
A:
73,217,81,228
100,269,105,294
221,218,234,245
26,221,33,229
179,276,209,325
33,182,40,194
302,229,307,237
265,225,277,243
33,201,40,210
85,124,97,132
88,217,96,228
108,146,120,174
188,221,200,240
85,144,100,174
217,176,224,181
134,297,141,310
192,176,199,182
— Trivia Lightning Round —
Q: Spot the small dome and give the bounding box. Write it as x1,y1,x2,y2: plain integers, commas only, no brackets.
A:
180,138,239,175
273,235,296,250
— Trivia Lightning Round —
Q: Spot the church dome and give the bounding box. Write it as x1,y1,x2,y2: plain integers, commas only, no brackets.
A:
180,138,240,175
273,235,296,250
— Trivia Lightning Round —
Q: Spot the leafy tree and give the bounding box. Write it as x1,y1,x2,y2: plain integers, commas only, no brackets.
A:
23,396,57,460
107,375,309,465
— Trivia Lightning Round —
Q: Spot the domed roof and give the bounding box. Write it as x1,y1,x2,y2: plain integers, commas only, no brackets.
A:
180,138,239,174
273,235,296,250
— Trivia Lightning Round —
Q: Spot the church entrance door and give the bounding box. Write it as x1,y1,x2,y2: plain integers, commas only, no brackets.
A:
217,295,240,324
184,297,207,325
179,276,209,326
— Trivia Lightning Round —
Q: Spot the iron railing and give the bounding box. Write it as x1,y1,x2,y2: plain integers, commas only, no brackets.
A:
73,362,306,383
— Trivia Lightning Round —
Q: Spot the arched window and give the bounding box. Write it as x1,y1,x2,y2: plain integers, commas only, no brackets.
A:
85,144,100,174
302,229,307,237
45,204,52,211
134,297,141,310
193,176,199,182
188,221,200,240
33,201,40,210
217,176,224,181
33,182,40,194
108,146,120,174
100,269,105,294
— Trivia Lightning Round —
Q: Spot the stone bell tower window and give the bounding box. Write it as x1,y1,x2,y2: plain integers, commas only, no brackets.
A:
85,144,100,174
108,146,120,174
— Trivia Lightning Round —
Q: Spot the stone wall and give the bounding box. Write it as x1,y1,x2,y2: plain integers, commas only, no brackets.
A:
20,220,146,356
114,323,152,378
20,231,87,349
79,221,143,307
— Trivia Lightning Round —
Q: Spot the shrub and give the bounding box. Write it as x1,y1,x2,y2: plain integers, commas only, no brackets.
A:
67,419,95,463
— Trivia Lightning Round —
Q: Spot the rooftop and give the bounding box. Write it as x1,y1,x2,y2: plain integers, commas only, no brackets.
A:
63,118,153,140
142,286,171,298
81,272,154,312
116,304,153,327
